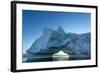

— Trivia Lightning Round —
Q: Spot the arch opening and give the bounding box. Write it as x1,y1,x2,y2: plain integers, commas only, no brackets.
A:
52,50,69,61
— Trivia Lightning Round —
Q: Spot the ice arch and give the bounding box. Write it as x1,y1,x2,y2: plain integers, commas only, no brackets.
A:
53,51,69,61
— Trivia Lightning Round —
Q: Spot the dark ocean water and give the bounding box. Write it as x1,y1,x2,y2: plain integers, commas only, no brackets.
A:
22,54,90,63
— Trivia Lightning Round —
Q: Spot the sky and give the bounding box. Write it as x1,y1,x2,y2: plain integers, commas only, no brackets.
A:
22,10,91,53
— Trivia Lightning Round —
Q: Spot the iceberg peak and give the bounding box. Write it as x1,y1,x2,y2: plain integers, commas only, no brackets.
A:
57,26,65,33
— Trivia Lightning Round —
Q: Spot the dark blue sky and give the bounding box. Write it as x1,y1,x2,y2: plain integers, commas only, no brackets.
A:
22,10,91,53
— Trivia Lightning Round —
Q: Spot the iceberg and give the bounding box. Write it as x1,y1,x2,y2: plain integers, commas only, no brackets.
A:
24,26,91,62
